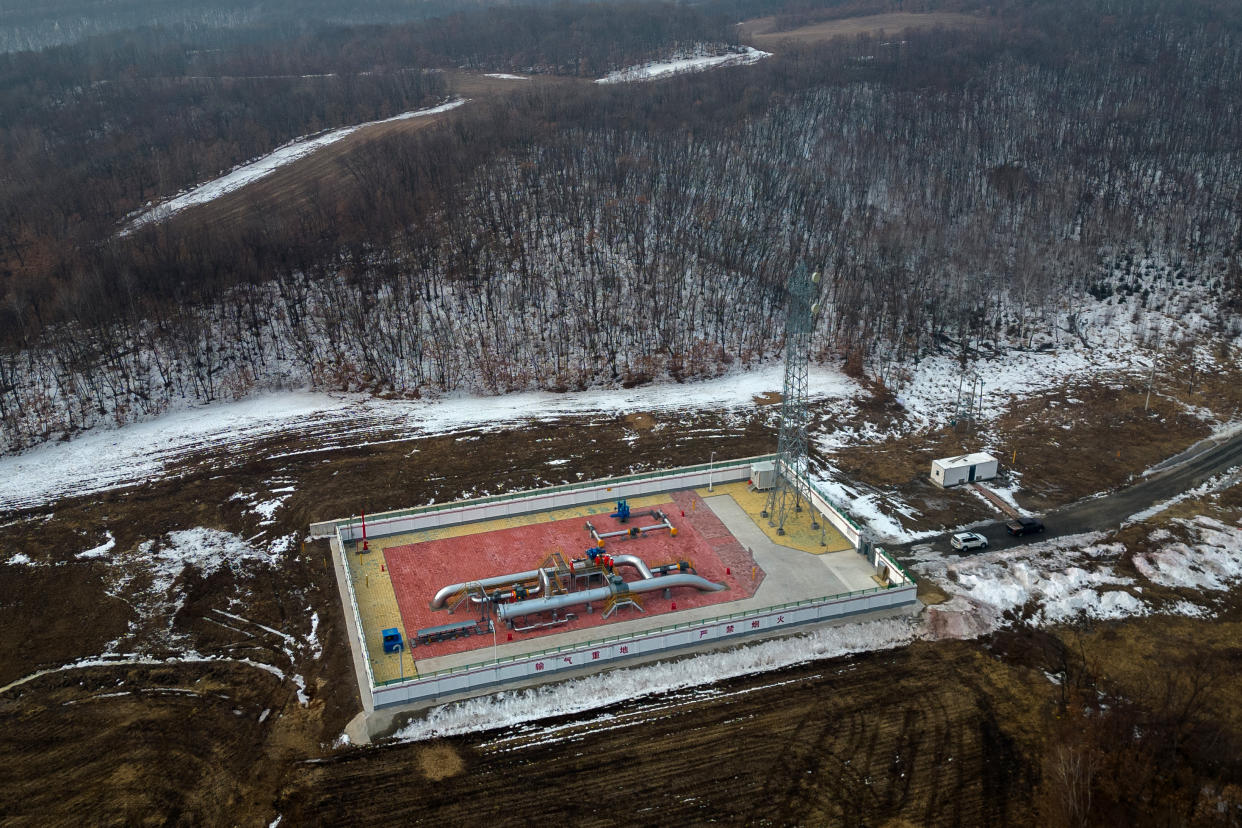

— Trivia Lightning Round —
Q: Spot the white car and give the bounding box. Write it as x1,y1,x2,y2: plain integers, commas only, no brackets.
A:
950,531,989,551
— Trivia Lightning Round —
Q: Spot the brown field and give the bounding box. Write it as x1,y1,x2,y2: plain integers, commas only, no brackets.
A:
2,381,1241,824
740,12,988,47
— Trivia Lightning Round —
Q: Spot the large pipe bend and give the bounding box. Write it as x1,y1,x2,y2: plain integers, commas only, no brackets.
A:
627,572,725,595
609,554,653,580
430,569,542,609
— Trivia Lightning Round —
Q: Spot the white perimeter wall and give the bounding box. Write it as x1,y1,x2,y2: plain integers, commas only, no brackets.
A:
317,457,766,542
806,481,864,547
872,546,915,587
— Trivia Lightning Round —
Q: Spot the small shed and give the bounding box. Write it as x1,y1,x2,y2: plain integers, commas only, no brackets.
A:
930,452,998,488
750,461,776,491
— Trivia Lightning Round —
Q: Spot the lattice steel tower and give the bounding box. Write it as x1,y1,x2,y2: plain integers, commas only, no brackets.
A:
762,264,821,535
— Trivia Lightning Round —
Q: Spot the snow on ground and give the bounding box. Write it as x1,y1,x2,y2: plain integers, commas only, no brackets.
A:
395,615,918,742
94,528,282,651
76,531,116,560
1145,420,1242,476
292,674,309,706
479,674,810,753
135,528,276,596
894,347,1143,428
246,492,294,525
161,526,274,568
968,478,1028,516
124,98,467,231
0,650,286,696
813,472,938,544
916,513,1242,641
306,611,322,660
596,46,770,84
483,73,529,80
928,535,1143,627
1132,516,1242,590
890,253,1238,431
0,366,855,513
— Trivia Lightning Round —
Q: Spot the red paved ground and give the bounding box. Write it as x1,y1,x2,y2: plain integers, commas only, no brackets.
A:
384,492,763,661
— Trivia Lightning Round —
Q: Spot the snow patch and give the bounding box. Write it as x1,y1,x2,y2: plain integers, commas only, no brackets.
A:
125,99,467,231
145,528,277,594
76,531,116,560
307,611,322,660
894,349,1144,430
0,366,856,512
267,533,297,555
919,514,1241,642
917,534,1147,635
1132,515,1242,590
394,616,916,741
969,480,1028,516
292,673,309,706
597,47,770,84
0,651,286,696
89,529,281,651
812,473,936,544
251,495,291,524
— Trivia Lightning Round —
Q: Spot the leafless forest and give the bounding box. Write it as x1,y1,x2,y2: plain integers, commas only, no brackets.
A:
1,0,1240,451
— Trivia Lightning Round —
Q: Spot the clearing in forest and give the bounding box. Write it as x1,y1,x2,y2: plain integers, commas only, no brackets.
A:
740,12,987,47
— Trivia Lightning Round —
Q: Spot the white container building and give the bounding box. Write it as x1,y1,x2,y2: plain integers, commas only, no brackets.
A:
930,452,998,487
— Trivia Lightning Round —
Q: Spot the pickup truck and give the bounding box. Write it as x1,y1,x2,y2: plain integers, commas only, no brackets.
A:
1006,516,1045,536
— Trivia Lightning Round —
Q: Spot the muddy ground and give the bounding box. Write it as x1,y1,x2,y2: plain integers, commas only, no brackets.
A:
1,370,1241,825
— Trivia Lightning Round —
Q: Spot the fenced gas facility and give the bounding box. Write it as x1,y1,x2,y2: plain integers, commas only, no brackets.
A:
310,455,918,718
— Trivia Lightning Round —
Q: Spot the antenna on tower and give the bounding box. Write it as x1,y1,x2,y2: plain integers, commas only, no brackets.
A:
761,263,821,536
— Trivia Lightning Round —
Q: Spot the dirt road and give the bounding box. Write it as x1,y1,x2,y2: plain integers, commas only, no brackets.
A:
899,429,1242,557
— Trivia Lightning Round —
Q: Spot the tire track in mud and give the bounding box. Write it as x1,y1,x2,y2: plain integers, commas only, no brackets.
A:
0,662,288,824
279,644,1040,826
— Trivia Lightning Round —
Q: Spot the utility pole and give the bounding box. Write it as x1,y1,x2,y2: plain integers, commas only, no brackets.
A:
1144,357,1157,411
761,264,821,535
